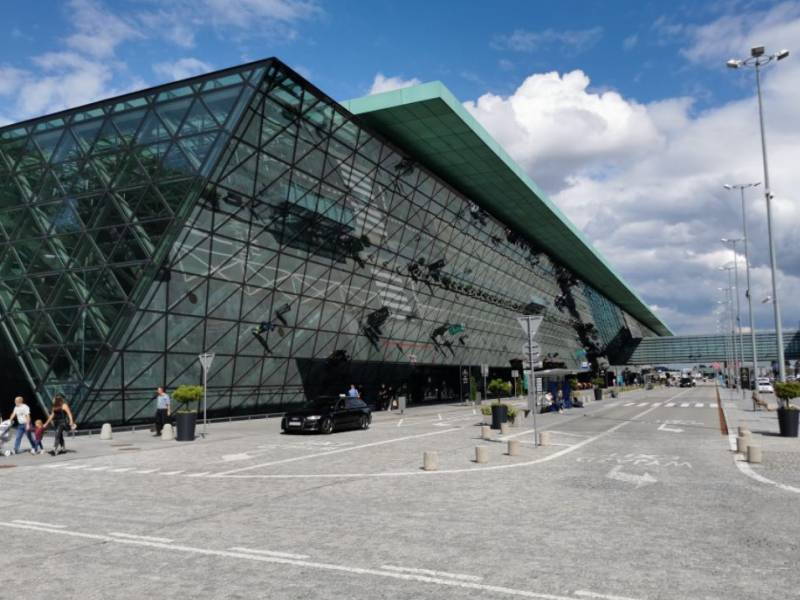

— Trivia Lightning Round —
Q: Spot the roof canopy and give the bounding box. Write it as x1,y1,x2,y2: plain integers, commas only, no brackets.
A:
343,82,671,336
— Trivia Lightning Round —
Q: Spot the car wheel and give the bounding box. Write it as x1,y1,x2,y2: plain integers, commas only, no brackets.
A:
321,417,334,434
360,415,370,430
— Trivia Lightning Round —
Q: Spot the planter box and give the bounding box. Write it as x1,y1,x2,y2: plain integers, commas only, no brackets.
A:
594,388,603,401
777,407,799,437
175,412,197,442
490,404,508,430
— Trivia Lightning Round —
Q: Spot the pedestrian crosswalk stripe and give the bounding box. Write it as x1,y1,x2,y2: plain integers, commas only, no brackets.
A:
624,402,635,406
695,403,704,407
681,403,690,407
637,402,648,407
651,403,661,407
665,403,676,407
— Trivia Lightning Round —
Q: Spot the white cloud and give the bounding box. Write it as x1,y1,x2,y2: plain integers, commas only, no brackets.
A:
153,57,213,81
492,27,603,54
623,34,638,50
368,73,422,95
65,0,142,58
465,8,800,334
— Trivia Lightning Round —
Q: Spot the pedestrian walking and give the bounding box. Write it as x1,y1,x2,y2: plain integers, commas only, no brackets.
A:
42,394,76,455
8,396,36,455
32,419,45,454
347,384,359,400
154,386,171,436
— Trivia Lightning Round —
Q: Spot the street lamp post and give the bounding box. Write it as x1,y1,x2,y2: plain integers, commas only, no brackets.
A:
720,251,746,398
723,183,761,394
727,46,789,382
718,274,738,388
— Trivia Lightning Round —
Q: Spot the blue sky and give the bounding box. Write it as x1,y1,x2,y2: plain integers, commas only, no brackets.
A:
1,0,799,335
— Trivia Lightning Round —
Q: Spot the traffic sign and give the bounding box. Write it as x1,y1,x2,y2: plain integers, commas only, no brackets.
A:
480,364,489,376
516,315,543,340
522,342,541,361
511,370,519,378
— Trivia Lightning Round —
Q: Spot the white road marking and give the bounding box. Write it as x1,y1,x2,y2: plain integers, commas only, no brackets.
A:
606,465,657,488
680,403,690,408
575,590,642,600
220,392,693,479
229,547,310,559
109,467,135,473
134,469,160,474
12,519,65,529
726,431,800,495
636,402,648,407
657,423,683,433
605,402,619,407
397,419,404,427
695,403,704,408
160,470,184,476
0,522,597,600
381,564,482,582
109,532,173,543
437,414,442,421
623,402,635,407
85,466,111,471
651,403,662,407
186,472,210,478
665,403,676,407
65,464,89,470
212,428,461,477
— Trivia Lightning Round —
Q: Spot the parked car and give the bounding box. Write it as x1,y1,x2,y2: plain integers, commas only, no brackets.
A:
281,395,371,434
757,378,774,394
679,376,696,388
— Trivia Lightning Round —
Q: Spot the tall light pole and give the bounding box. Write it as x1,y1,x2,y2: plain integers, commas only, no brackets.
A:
716,300,733,386
718,282,738,388
720,251,746,396
727,46,789,382
723,183,761,390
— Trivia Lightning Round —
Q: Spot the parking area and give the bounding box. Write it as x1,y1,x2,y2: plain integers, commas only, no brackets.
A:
2,384,798,599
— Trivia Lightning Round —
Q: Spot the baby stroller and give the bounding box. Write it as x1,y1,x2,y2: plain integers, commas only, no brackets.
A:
0,419,12,457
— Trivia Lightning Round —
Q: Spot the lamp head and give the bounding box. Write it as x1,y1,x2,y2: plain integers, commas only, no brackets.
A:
723,184,733,190
776,49,790,60
726,59,742,69
751,46,765,57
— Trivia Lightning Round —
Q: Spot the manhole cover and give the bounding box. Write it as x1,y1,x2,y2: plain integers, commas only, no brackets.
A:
0,464,17,469
117,447,140,451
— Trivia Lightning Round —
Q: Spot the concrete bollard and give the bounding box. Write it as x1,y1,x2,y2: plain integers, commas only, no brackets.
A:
538,430,551,447
100,423,113,440
736,435,749,454
508,439,521,456
475,446,489,464
161,423,174,441
747,445,762,464
500,422,510,435
481,425,492,440
737,425,750,437
423,451,438,471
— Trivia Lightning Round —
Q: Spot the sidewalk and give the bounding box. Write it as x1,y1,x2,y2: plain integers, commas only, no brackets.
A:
719,385,800,492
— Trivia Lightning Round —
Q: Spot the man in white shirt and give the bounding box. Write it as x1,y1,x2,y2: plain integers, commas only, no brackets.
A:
8,396,36,454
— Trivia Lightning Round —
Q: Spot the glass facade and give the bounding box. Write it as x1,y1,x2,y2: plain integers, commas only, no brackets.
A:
0,59,656,426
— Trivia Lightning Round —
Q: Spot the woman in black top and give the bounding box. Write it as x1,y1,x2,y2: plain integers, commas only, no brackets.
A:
43,394,76,455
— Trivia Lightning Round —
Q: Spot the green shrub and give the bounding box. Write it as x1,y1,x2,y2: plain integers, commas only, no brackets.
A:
480,402,518,423
592,377,605,388
487,378,512,397
469,376,477,402
172,385,204,413
774,381,800,408
567,378,579,390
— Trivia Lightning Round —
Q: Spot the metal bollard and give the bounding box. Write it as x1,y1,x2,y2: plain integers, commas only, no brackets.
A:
100,423,113,440
500,422,510,435
161,423,174,441
481,425,492,440
736,435,749,454
747,445,762,464
475,446,488,464
508,439,520,456
423,451,438,471
538,430,551,447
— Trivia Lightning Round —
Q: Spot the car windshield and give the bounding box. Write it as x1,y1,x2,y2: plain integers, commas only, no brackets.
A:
304,397,337,411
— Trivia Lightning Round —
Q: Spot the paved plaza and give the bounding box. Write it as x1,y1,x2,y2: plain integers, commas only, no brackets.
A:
1,384,798,599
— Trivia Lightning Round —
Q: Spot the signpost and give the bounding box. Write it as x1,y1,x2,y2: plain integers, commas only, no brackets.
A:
511,369,519,397
198,352,215,437
480,364,489,402
516,315,543,446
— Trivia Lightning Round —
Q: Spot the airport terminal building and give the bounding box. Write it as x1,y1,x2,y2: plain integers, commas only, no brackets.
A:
0,58,671,426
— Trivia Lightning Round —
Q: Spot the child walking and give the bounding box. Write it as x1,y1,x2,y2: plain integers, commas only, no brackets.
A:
32,419,45,454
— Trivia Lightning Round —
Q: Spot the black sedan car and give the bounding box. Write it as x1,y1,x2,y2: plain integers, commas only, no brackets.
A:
679,376,696,388
281,395,371,434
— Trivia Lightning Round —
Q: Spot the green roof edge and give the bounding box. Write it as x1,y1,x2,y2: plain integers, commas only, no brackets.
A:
343,82,672,336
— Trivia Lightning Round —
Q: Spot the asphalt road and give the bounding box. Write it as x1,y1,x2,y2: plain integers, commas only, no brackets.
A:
1,384,798,599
